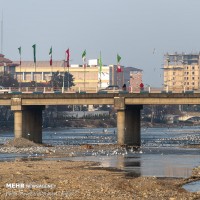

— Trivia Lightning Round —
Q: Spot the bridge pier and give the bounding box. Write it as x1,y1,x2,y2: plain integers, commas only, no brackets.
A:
11,98,44,143
114,97,143,146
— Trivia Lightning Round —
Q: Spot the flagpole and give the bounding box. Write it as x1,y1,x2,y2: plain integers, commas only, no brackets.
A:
35,62,37,89
99,51,102,89
100,63,101,88
50,46,53,89
62,58,65,93
32,44,37,89
84,63,85,91
51,64,53,89
84,58,86,91
68,65,69,91
82,50,86,91
18,47,22,91
1,11,3,54
20,54,21,91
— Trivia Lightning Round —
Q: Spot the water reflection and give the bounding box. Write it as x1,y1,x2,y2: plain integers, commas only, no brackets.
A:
183,180,200,192
0,126,200,178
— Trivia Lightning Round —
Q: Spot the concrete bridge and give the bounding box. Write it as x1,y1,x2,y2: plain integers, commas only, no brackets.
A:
2,93,200,146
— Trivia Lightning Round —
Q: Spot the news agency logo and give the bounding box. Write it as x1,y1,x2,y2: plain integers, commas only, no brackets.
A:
6,183,25,189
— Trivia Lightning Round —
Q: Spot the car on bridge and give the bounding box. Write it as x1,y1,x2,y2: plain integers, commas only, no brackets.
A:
99,85,122,93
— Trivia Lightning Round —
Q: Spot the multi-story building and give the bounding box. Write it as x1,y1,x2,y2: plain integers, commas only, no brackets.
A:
0,54,19,76
14,61,140,90
163,53,200,92
128,67,143,91
0,57,142,91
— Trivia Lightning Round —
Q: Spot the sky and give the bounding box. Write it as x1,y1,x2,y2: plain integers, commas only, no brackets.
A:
1,0,200,86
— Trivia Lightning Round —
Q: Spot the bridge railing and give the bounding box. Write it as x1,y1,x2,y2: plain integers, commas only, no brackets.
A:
4,86,200,94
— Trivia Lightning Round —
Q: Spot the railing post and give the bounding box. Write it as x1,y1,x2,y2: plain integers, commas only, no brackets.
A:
166,85,169,93
148,86,151,93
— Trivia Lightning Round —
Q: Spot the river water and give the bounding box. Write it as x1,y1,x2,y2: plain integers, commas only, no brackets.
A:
0,126,200,178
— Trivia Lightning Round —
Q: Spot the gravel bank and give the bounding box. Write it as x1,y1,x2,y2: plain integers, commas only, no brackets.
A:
0,138,199,199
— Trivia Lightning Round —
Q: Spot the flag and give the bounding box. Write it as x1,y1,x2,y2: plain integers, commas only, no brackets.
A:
82,49,86,62
32,44,36,64
82,49,86,68
18,47,21,65
117,54,121,63
49,46,52,66
66,48,70,67
82,50,86,62
117,54,122,72
98,51,102,74
117,65,122,73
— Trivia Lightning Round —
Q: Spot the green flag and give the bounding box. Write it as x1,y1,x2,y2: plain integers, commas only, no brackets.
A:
117,54,121,63
98,51,102,73
82,49,86,64
32,44,36,63
82,50,86,59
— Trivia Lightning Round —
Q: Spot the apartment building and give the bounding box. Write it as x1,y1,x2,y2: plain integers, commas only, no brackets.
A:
129,67,143,91
163,53,200,92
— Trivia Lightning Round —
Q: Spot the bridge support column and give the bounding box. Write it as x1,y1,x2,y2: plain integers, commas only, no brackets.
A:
114,97,143,146
11,98,44,143
22,106,44,143
125,105,143,146
14,110,23,139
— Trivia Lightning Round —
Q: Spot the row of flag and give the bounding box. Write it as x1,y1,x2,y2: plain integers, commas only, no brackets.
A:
17,46,122,72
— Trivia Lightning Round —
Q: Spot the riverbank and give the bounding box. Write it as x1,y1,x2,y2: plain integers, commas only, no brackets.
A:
0,138,200,199
0,159,200,199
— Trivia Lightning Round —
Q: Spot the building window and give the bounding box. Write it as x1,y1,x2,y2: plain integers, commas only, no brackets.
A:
192,66,195,70
192,82,195,85
192,72,195,75
192,77,195,80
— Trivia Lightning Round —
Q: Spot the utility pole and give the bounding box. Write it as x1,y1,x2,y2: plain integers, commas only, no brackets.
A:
1,11,3,54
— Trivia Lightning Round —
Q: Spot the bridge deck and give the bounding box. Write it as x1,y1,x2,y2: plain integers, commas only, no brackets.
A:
0,93,200,106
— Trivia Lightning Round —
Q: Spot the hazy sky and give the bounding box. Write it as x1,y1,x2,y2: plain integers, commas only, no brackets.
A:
1,0,200,86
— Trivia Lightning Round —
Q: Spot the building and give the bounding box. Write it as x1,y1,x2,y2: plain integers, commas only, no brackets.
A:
128,67,143,91
0,54,19,76
13,60,143,91
15,61,100,89
163,53,200,92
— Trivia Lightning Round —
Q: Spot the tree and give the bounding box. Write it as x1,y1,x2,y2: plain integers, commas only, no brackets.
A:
50,71,75,88
0,72,19,87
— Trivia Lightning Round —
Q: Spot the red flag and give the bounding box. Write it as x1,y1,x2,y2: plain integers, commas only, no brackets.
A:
49,46,52,66
66,49,70,67
117,65,122,72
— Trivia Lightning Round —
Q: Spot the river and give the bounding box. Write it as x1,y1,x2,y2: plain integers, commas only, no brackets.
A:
0,125,200,178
